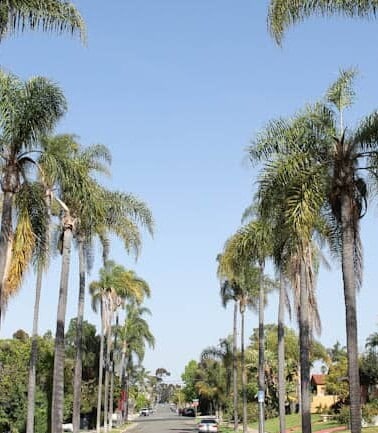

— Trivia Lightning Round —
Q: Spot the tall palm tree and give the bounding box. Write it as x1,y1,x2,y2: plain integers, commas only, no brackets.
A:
26,135,80,433
248,69,378,433
0,0,86,42
50,142,111,433
61,142,111,433
90,261,147,433
217,256,241,431
230,219,274,433
108,271,151,427
72,185,153,433
218,241,273,433
118,301,155,421
0,71,67,325
267,0,378,44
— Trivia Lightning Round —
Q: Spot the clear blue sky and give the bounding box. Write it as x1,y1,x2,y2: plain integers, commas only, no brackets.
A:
1,0,378,382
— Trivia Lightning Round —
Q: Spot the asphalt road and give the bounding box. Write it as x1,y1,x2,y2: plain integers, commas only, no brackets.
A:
129,405,197,433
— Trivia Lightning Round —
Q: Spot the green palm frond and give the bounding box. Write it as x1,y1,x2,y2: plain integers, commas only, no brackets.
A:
0,72,67,154
326,68,357,114
16,182,50,267
268,0,378,44
5,208,35,302
0,0,86,42
353,111,378,150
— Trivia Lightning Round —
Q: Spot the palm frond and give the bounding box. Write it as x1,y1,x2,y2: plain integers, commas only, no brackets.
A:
268,0,378,44
0,0,87,42
4,208,35,302
326,68,357,113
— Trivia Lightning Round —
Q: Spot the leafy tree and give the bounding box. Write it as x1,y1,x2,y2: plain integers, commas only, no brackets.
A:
181,360,199,403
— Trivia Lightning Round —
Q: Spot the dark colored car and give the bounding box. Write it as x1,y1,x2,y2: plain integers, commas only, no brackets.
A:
182,408,195,417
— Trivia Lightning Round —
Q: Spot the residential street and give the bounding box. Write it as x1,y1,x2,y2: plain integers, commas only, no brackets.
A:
127,405,197,433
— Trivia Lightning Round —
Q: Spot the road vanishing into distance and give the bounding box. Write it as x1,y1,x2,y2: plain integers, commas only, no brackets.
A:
129,405,197,433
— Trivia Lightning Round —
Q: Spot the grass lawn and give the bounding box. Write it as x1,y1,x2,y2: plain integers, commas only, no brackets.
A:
249,414,346,433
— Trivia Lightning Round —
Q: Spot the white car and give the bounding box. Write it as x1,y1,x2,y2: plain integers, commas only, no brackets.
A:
198,418,219,433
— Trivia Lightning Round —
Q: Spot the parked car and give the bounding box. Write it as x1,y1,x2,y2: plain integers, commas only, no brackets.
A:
181,407,195,417
198,418,219,433
139,408,150,416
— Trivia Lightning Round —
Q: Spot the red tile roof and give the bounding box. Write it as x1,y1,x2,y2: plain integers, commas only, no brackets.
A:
311,374,326,385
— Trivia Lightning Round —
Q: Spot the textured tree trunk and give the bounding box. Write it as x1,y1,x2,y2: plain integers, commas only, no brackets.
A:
73,237,86,433
103,324,112,432
125,370,130,421
278,273,286,433
26,265,43,433
96,300,105,433
120,341,127,421
233,301,238,431
340,194,361,433
51,213,74,433
241,307,247,433
0,191,15,324
299,259,311,433
258,262,265,433
109,313,119,429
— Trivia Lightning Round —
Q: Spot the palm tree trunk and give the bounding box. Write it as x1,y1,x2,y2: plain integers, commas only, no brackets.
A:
299,259,311,433
341,195,361,433
109,313,119,429
125,369,130,421
241,307,247,433
51,213,74,433
0,191,15,323
120,341,127,422
233,301,239,431
109,356,115,429
103,324,112,433
26,264,43,433
258,262,265,433
278,273,286,433
72,237,86,433
96,300,105,433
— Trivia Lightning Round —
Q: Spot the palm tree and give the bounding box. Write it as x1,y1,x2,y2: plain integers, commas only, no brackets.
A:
230,219,274,433
218,242,273,433
63,143,111,433
217,256,241,431
72,184,153,433
366,332,378,351
118,302,155,421
267,0,378,44
26,135,80,433
248,69,378,433
0,0,86,42
90,261,147,433
51,142,111,433
108,271,151,427
0,71,67,324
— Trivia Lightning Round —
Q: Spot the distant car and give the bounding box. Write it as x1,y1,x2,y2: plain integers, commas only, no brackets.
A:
198,418,219,433
181,408,195,417
139,408,150,416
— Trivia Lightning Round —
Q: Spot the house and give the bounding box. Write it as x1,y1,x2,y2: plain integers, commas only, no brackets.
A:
311,374,326,396
310,374,338,413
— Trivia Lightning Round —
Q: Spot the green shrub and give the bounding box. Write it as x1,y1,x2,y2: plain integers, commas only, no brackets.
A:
362,400,378,424
336,406,350,425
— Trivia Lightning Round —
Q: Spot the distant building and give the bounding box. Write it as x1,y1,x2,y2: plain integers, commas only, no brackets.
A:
310,374,338,413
